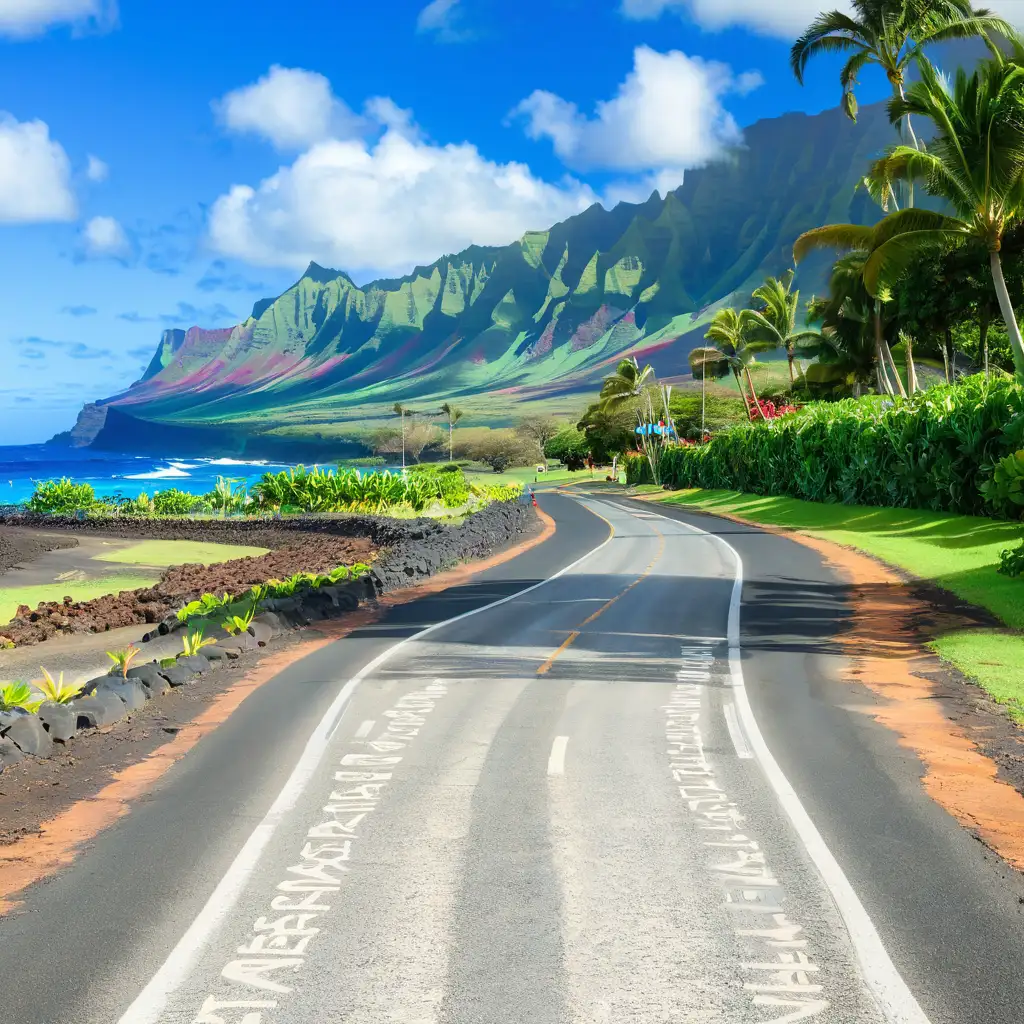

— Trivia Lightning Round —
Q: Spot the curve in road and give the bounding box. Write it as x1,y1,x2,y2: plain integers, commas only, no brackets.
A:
2,492,1024,1024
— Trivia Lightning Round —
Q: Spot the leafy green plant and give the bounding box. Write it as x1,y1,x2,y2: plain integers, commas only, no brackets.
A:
177,592,230,623
982,451,1024,514
153,488,199,516
106,644,141,679
182,628,217,657
160,657,177,669
0,681,41,713
35,668,83,705
222,603,256,637
626,376,1024,521
28,478,96,514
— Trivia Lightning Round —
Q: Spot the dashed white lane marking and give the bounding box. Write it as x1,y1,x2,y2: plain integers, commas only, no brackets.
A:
548,736,570,776
116,521,616,1024
593,498,933,1024
722,700,753,760
354,719,375,739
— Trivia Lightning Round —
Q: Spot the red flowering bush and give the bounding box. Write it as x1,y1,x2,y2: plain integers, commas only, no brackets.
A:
747,398,798,421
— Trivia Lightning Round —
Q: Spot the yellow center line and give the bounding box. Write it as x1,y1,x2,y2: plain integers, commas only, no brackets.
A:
537,631,581,675
536,519,666,675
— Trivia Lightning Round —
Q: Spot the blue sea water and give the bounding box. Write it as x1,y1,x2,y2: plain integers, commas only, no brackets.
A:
0,445,312,506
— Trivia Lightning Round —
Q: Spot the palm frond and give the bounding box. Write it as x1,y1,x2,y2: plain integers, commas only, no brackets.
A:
862,228,966,295
793,224,875,263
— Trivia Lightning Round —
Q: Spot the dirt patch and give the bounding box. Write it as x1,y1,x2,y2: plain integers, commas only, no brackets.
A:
0,528,78,577
0,534,376,646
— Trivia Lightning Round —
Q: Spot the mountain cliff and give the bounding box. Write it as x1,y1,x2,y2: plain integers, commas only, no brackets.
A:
62,100,896,456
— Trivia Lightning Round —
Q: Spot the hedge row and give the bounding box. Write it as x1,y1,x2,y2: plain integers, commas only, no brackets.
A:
626,376,1024,519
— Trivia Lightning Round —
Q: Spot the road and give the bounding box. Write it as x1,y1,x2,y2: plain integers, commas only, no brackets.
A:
3,492,1024,1024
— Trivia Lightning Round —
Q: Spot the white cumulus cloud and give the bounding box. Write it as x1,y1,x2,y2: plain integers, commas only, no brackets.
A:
620,0,851,38
512,46,762,177
214,65,367,151
0,0,117,38
208,112,597,278
417,0,470,42
82,215,131,258
0,114,76,222
86,154,108,182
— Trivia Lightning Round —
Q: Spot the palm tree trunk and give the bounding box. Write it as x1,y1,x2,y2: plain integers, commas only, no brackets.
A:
903,332,919,393
786,345,795,384
990,250,1024,378
897,83,918,208
943,328,953,384
874,303,903,397
744,367,768,421
448,420,454,461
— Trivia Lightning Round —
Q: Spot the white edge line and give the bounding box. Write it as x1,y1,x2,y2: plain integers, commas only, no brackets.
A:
591,497,931,1024
722,701,753,760
548,735,569,776
118,515,615,1024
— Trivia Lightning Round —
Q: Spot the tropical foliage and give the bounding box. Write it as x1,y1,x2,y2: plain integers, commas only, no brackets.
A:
626,375,1024,519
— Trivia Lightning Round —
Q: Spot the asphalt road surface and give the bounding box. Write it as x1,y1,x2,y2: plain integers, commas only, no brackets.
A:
4,492,1024,1024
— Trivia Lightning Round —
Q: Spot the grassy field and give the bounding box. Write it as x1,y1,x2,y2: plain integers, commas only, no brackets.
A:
95,539,268,566
463,465,608,487
1,538,271,628
0,573,161,627
653,488,1024,722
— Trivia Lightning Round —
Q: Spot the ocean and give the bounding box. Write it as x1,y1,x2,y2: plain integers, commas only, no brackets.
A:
0,445,321,507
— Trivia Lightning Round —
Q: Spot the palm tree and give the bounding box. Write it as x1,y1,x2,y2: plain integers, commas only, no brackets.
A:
794,227,911,395
852,55,1024,376
791,0,1017,204
792,0,1014,129
393,402,408,470
696,308,776,420
439,401,464,462
801,257,890,396
599,357,656,409
746,270,821,383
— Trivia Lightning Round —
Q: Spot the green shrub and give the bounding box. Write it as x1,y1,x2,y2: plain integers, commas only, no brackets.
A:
28,478,96,514
153,488,199,515
626,375,1024,519
250,465,469,514
544,428,590,470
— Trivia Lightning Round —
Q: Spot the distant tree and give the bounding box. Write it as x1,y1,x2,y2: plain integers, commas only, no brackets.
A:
544,428,591,470
577,400,637,462
456,430,538,473
405,421,444,463
515,416,564,469
439,402,464,462
746,270,821,383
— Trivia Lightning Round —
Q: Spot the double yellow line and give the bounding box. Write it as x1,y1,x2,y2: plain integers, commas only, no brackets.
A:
536,510,666,675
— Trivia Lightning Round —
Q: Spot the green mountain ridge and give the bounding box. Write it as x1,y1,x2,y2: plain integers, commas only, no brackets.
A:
60,101,897,457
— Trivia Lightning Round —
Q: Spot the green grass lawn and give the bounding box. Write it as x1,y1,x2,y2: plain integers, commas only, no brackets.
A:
655,488,1024,721
0,573,161,628
463,465,609,487
95,539,269,567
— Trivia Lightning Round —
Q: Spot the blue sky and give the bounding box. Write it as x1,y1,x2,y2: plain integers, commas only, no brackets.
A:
0,0,1011,443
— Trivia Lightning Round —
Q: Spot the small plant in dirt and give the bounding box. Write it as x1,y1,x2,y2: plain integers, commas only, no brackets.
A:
0,680,41,713
182,628,217,657
35,669,83,704
107,644,140,678
0,636,13,650
222,604,256,637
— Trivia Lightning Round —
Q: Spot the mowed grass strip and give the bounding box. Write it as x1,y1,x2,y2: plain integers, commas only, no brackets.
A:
0,574,160,627
94,539,269,567
655,488,1024,720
